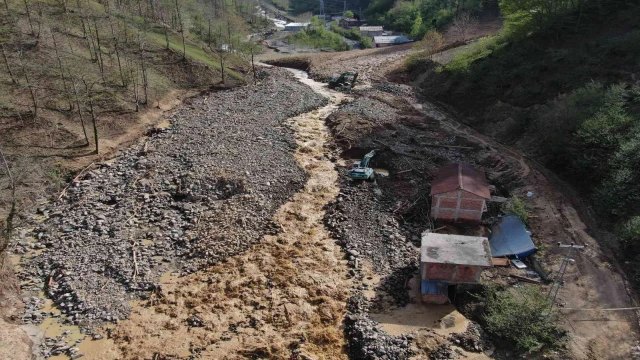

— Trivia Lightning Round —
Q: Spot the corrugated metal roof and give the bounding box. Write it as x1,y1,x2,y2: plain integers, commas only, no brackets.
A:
360,26,383,31
373,35,411,44
421,280,448,295
430,163,490,199
421,232,493,267
489,215,536,258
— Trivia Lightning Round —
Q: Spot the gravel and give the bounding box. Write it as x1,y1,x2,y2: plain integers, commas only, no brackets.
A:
12,68,328,335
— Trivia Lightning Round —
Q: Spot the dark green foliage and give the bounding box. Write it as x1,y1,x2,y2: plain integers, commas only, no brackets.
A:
365,0,481,39
480,285,567,353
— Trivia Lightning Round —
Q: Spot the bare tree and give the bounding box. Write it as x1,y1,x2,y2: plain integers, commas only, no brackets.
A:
18,51,38,120
109,15,126,86
81,79,99,154
174,0,185,60
415,30,444,60
67,69,90,146
0,146,15,254
23,0,35,35
0,44,15,84
236,37,262,84
452,12,478,43
51,29,73,110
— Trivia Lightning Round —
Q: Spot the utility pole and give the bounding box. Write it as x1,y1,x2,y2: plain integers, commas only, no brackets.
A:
547,242,587,313
319,0,324,16
343,0,346,14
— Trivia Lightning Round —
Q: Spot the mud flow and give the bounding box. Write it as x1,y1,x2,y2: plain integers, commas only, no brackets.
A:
81,70,355,359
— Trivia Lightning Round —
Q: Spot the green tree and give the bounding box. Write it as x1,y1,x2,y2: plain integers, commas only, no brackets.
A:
481,285,567,353
344,10,354,18
410,13,423,39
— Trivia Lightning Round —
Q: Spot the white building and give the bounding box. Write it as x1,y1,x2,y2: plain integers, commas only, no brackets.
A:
284,22,310,31
373,35,412,47
359,26,384,37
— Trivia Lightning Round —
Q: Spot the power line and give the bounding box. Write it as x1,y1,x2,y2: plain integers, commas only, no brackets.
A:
547,242,587,313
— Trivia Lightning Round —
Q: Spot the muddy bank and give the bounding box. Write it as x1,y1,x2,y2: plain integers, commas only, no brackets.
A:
10,67,327,357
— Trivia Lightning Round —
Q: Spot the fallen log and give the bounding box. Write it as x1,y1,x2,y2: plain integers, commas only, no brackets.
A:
57,161,95,200
510,274,541,284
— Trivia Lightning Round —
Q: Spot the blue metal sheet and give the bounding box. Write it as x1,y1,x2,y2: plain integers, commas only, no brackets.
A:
489,215,536,258
421,280,448,295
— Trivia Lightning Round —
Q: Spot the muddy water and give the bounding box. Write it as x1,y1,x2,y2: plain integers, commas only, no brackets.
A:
68,69,356,359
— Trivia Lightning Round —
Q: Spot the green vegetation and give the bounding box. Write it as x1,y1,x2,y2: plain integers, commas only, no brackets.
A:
480,285,567,353
415,1,640,284
503,195,530,223
365,0,482,39
279,0,484,40
289,19,349,51
329,22,373,48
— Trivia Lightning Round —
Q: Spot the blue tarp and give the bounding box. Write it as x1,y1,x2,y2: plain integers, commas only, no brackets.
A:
489,215,536,258
421,280,448,296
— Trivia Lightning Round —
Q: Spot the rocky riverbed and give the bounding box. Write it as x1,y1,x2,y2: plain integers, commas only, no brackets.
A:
11,68,327,345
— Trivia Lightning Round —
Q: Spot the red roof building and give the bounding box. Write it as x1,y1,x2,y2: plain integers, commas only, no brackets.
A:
430,163,490,223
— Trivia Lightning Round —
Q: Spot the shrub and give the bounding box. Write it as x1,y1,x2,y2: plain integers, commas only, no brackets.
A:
480,285,567,353
502,195,530,223
446,36,504,73
289,20,349,51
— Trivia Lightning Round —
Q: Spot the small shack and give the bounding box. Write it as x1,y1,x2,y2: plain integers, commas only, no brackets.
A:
489,215,536,258
359,25,384,37
284,22,310,31
430,163,491,223
373,35,412,47
340,18,361,28
420,232,493,284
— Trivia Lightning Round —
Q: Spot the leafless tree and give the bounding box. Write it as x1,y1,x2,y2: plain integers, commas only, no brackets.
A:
51,28,73,110
452,12,478,43
416,30,444,60
0,146,15,254
81,79,100,154
0,44,16,84
18,51,38,120
174,0,185,60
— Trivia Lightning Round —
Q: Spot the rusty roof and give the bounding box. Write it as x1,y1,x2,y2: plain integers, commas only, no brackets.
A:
430,163,490,199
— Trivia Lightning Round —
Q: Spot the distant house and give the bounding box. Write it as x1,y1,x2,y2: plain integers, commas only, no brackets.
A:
430,163,491,223
339,18,361,28
359,26,384,37
373,35,412,47
284,22,310,31
420,232,493,304
489,215,536,258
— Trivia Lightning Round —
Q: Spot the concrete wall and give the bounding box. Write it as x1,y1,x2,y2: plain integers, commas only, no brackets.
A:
421,262,483,283
431,190,486,223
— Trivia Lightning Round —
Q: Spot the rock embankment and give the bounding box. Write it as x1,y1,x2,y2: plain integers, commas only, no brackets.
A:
13,68,328,333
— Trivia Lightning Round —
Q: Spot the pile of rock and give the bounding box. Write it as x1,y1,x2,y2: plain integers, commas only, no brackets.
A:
449,321,489,353
12,68,327,331
345,312,414,360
